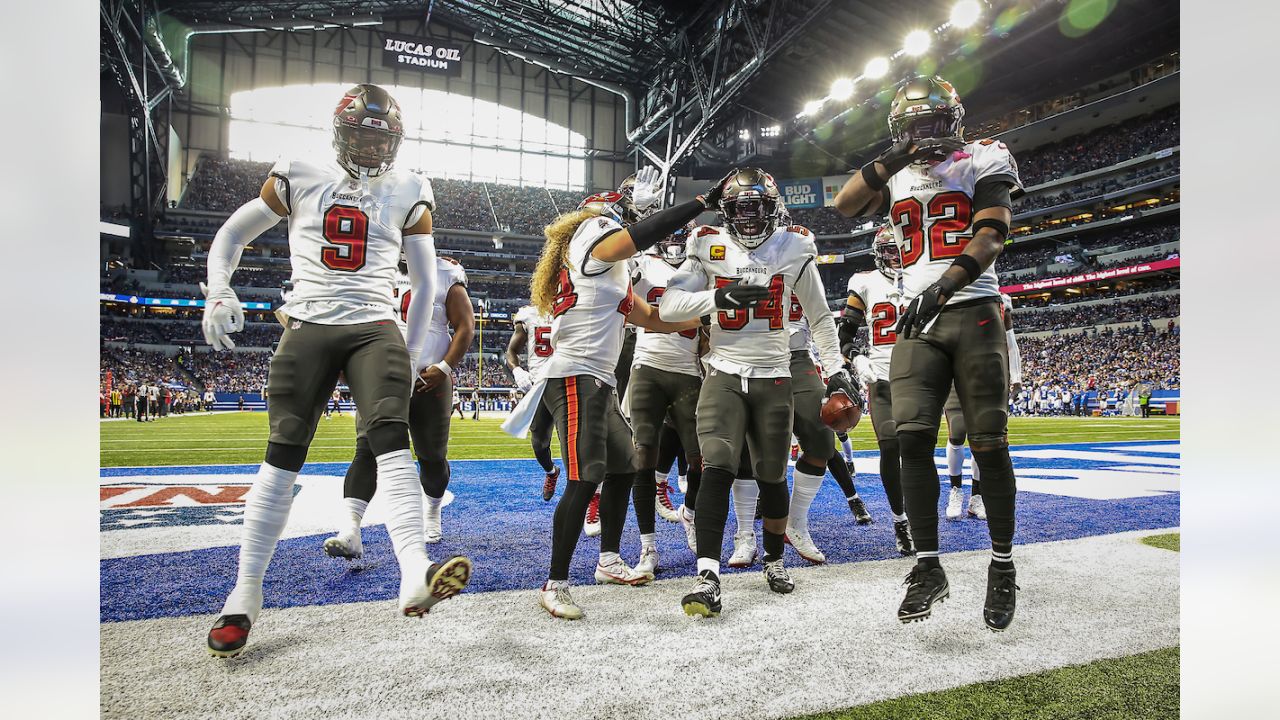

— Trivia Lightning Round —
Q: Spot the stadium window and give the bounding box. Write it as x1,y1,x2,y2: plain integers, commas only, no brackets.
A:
227,84,588,190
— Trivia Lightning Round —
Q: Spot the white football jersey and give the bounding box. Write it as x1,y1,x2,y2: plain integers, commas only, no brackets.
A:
885,139,1022,305
541,215,634,385
665,224,838,378
847,269,906,383
392,257,467,363
631,254,701,377
513,304,555,381
786,293,811,352
273,159,435,324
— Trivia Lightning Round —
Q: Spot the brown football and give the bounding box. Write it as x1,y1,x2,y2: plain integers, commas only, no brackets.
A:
821,391,862,433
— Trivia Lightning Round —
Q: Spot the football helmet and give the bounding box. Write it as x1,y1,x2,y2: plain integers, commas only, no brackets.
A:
887,76,965,146
873,225,902,277
650,221,693,266
333,84,404,178
577,191,628,226
716,168,783,249
615,172,660,225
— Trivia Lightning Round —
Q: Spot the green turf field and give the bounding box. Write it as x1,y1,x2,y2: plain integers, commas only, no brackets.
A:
99,413,1179,467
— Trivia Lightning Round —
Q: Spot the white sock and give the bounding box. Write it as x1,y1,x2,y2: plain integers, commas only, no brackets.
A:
697,557,720,577
732,478,760,536
892,511,908,523
946,442,965,477
375,449,431,576
343,497,368,532
992,547,1013,565
640,532,656,549
841,437,854,462
599,550,621,567
788,467,824,533
654,469,666,484
972,460,982,484
222,462,298,619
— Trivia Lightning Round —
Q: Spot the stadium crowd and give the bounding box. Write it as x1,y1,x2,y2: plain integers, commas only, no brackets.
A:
1013,293,1180,332
1014,106,1179,187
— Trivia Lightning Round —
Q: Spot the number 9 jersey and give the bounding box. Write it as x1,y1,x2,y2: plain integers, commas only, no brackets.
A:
885,139,1022,305
272,158,436,325
513,304,555,381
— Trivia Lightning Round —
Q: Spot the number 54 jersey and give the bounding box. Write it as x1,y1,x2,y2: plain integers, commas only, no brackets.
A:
885,139,1022,305
272,158,436,325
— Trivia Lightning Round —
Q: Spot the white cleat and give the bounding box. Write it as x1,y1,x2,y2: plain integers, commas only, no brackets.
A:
323,528,363,560
656,481,680,523
635,545,660,577
399,555,472,617
728,530,757,568
595,556,653,585
785,526,827,565
424,499,443,544
679,505,697,552
583,492,601,537
946,486,964,520
539,581,584,620
677,474,688,494
968,495,987,520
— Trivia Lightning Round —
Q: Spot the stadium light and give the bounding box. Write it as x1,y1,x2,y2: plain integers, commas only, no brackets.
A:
830,78,855,101
950,1,982,29
739,128,752,140
801,99,825,117
863,57,889,79
903,30,932,56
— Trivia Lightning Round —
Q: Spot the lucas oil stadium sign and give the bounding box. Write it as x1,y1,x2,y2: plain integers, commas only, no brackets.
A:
381,33,465,77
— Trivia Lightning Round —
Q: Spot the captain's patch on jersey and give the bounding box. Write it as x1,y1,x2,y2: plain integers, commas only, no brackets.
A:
710,245,725,260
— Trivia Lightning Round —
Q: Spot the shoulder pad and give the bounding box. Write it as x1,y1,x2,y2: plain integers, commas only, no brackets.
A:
785,225,812,237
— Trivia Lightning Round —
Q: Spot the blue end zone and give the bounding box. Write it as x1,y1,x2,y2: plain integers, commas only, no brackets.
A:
100,440,1179,623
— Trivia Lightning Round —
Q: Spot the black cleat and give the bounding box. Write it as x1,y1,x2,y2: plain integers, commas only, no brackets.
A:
983,563,1019,632
849,497,873,524
762,558,795,594
898,563,949,623
893,520,915,556
681,570,722,618
206,614,252,658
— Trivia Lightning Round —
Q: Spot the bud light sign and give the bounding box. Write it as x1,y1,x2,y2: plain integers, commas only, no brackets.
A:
780,178,821,209
381,33,465,77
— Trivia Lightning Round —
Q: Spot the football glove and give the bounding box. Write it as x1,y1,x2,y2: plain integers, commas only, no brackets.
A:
824,369,864,408
698,170,738,210
875,136,966,177
630,165,664,214
200,282,245,351
895,281,953,339
512,366,533,393
714,280,771,310
851,355,874,387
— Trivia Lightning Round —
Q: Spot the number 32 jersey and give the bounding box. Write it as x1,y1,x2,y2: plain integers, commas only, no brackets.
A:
885,139,1022,305
272,158,436,325
846,269,905,383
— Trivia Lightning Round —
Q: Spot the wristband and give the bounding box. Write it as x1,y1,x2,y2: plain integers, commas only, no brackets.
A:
972,217,1009,240
433,360,453,376
949,254,983,286
860,162,887,192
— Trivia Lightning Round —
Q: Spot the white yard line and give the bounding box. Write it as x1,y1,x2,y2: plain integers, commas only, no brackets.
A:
100,530,1179,720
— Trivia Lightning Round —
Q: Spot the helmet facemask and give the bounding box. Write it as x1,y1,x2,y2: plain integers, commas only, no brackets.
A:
653,223,692,266
333,84,404,178
873,227,902,278
720,193,780,249
887,76,966,161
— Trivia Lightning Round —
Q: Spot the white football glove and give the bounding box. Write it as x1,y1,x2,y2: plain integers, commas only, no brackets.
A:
200,282,245,351
512,366,533,393
630,165,664,213
852,355,873,385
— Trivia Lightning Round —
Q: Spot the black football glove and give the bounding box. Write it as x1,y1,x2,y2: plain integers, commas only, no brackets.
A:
698,170,738,211
895,280,954,339
875,136,966,177
714,280,771,310
824,369,863,407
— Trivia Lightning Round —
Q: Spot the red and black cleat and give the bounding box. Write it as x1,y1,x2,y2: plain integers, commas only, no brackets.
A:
207,614,252,658
542,465,561,502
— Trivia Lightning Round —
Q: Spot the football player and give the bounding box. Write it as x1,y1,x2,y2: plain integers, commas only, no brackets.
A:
661,168,852,617
505,167,712,620
506,304,561,501
943,292,1022,520
626,221,704,576
200,84,471,658
324,253,475,558
833,76,1023,631
840,227,914,556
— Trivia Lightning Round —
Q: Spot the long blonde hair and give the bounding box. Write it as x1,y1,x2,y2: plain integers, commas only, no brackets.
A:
531,209,593,315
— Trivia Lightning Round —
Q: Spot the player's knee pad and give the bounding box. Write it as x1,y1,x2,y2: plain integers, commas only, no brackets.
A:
795,456,826,476
757,481,789,519
896,430,935,461
634,444,659,470
265,442,307,473
968,431,1009,452
365,421,411,457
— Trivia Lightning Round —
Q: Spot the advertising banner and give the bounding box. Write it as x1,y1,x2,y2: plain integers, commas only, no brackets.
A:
1000,257,1180,294
779,178,821,209
381,33,466,76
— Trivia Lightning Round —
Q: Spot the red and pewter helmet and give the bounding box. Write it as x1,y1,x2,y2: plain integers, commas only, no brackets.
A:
615,173,649,225
650,220,693,266
576,191,628,226
717,167,782,249
873,225,902,277
887,75,965,145
333,84,404,178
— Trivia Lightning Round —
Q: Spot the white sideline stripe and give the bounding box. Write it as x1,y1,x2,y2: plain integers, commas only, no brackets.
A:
100,530,1179,720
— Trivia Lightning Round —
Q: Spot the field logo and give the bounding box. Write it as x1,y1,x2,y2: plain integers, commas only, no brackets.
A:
100,482,301,531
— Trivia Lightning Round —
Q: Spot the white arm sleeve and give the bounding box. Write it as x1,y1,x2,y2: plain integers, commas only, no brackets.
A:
1006,329,1022,386
794,260,843,377
403,233,438,371
659,256,718,322
206,197,283,296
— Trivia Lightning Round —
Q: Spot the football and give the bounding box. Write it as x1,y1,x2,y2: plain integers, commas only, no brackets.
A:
821,391,862,433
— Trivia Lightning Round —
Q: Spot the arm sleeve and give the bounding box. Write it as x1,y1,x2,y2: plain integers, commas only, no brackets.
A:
972,177,1014,213
1006,329,1023,386
794,259,843,377
207,197,283,296
659,255,718,322
403,233,439,371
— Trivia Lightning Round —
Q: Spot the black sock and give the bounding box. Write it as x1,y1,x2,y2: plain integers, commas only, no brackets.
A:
972,476,982,496
878,438,904,516
693,467,734,560
949,474,963,488
419,458,450,499
684,465,702,512
599,473,632,555
898,430,941,555
534,444,555,473
632,467,657,535
342,436,377,503
917,555,942,570
826,454,858,498
971,447,1017,551
762,529,785,562
656,424,680,474
549,480,595,580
